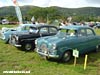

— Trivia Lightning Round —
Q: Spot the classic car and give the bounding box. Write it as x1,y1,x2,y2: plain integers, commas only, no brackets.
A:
0,24,36,43
95,23,100,28
9,25,58,51
35,25,100,62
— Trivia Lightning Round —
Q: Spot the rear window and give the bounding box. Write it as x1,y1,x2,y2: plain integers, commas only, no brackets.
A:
87,29,94,36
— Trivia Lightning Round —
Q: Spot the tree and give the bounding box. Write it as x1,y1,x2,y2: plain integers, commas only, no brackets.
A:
28,7,61,23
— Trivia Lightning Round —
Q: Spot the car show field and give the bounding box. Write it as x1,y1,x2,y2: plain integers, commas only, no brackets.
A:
0,25,100,75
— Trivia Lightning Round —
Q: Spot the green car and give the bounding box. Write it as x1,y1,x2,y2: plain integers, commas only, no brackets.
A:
35,25,100,62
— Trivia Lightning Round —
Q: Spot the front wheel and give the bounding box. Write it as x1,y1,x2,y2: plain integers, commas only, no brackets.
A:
22,43,35,51
61,51,72,62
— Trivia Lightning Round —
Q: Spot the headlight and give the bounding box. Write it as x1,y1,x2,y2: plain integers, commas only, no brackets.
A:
52,44,56,49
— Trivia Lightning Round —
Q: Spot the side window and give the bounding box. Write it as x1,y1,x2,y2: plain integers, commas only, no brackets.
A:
20,26,25,30
67,29,77,36
49,27,57,33
29,27,38,33
78,29,86,36
25,26,30,30
87,29,94,36
39,27,48,34
22,26,30,30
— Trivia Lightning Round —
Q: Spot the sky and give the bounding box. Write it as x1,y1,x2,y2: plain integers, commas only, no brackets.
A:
0,0,100,8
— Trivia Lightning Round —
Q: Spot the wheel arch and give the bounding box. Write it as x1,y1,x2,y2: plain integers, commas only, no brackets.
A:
21,39,36,51
59,47,73,59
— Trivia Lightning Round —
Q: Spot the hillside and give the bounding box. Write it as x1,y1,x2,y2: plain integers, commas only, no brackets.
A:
57,7,100,16
0,6,100,16
0,6,100,22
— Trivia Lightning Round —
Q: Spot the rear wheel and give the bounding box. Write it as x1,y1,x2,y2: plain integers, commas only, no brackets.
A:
61,51,72,62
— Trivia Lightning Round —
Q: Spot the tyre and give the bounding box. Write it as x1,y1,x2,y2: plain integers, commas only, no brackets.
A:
61,51,72,62
22,43,35,51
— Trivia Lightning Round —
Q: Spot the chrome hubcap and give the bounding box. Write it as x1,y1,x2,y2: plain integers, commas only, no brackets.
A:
25,44,31,50
64,52,70,61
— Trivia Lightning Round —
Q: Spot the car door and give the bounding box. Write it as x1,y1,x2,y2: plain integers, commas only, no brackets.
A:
86,28,97,51
64,29,88,54
76,29,89,54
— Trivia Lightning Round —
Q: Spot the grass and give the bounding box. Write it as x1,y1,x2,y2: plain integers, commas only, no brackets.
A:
0,24,18,29
0,25,100,75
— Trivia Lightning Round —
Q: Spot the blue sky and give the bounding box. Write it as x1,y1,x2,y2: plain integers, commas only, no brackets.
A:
0,0,100,8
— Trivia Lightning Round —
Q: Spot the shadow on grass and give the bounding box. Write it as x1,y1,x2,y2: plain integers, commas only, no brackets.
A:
16,47,35,53
46,51,100,74
47,51,100,64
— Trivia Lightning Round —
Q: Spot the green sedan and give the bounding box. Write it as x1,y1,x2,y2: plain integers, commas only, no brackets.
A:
35,25,100,62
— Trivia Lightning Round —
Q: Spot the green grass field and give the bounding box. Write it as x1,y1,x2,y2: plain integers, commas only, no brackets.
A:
0,25,100,75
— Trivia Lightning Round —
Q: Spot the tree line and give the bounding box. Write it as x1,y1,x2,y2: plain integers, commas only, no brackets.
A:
0,6,100,23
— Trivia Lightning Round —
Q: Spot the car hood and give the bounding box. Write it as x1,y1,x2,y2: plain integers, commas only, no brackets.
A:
1,27,16,33
40,35,67,44
15,32,39,39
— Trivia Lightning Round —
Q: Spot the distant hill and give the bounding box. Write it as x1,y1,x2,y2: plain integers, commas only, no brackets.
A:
57,7,100,16
0,6,34,17
0,6,100,19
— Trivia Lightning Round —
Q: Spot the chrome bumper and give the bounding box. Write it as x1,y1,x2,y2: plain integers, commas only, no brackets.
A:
9,36,21,47
14,44,22,47
10,40,22,47
36,49,59,58
10,42,22,47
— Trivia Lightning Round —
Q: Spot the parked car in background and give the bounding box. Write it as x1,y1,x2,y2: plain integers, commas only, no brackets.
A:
95,23,100,28
2,19,9,24
0,24,36,43
9,21,19,25
36,25,100,62
9,25,58,51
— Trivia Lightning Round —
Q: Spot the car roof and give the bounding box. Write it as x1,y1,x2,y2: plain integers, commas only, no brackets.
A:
20,24,36,27
60,25,91,30
20,24,57,28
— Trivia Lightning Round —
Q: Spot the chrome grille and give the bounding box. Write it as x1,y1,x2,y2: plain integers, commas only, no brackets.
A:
40,44,48,53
